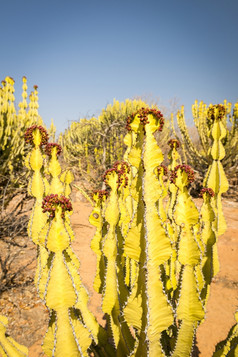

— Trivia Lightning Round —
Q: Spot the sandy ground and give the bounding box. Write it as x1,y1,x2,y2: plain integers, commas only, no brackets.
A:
1,194,237,357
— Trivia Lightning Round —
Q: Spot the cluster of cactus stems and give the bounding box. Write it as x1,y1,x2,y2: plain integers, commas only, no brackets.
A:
87,107,237,356
0,77,43,171
24,126,114,357
0,76,56,188
171,100,238,182
1,103,237,356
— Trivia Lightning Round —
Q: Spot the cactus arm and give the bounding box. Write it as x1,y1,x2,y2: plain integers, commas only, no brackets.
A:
176,106,206,164
41,204,97,356
155,165,168,222
170,113,177,139
101,171,119,315
176,265,204,322
45,251,77,308
0,316,28,357
60,170,74,197
172,267,204,357
213,311,238,356
193,101,210,155
89,192,107,293
73,184,94,206
204,107,229,237
101,168,135,354
171,321,196,357
200,188,217,303
126,109,174,356
26,128,49,244
47,145,64,194
169,165,205,356
24,126,51,307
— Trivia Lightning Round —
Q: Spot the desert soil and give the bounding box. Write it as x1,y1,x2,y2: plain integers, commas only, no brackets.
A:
0,192,237,357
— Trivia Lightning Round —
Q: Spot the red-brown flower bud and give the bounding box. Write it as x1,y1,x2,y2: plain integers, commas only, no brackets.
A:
170,164,195,184
24,125,49,146
168,139,180,149
42,194,72,219
45,143,62,157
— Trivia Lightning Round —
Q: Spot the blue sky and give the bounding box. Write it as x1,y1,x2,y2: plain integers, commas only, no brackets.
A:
1,0,237,134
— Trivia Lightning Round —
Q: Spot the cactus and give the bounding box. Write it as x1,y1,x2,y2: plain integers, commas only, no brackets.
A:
169,164,204,356
172,100,238,196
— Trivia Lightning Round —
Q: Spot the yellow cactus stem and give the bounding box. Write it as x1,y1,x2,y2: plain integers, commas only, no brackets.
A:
166,140,182,295
142,110,173,356
48,118,56,142
94,147,100,165
60,169,74,198
40,194,108,356
204,104,229,237
89,190,109,293
73,184,94,206
123,108,173,357
170,165,200,266
24,126,52,302
102,164,135,355
24,125,49,243
170,164,205,357
154,164,168,222
45,143,64,195
167,139,181,170
109,136,114,164
113,161,134,288
176,104,207,167
5,76,16,117
213,310,238,357
155,164,177,295
111,161,133,297
18,76,28,121
199,187,217,303
0,315,28,357
0,77,46,186
167,139,181,221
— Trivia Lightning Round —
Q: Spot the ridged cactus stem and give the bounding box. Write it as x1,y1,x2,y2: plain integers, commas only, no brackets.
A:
124,109,173,356
170,165,205,356
102,166,135,355
25,126,49,243
89,190,108,294
203,105,229,237
200,188,216,304
24,126,50,300
39,193,109,356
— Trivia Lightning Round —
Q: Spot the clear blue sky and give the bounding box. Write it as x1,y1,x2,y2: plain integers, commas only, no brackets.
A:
1,0,237,134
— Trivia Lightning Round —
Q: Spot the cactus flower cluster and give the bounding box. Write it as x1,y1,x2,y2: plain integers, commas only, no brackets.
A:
42,194,72,219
